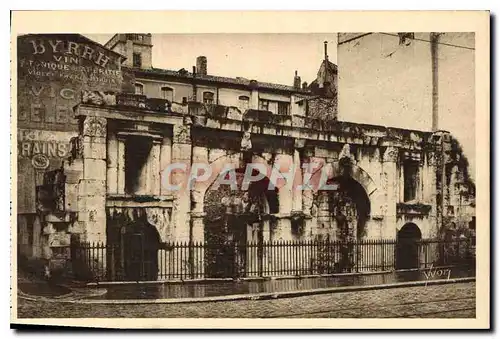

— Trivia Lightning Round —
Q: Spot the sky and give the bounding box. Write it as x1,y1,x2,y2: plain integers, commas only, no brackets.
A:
87,33,338,87
86,33,475,178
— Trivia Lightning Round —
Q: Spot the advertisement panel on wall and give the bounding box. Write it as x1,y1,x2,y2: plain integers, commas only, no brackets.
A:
17,34,125,213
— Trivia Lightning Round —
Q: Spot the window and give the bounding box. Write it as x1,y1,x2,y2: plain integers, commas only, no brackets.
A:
238,96,249,111
278,102,290,115
134,83,144,95
161,86,174,101
403,161,419,202
203,92,214,104
259,99,269,111
133,52,142,68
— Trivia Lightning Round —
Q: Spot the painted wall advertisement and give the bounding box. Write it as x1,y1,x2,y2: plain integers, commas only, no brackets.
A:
17,34,124,213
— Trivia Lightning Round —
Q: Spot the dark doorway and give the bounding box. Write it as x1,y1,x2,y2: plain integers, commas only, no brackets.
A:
203,169,278,278
396,223,422,270
120,221,160,281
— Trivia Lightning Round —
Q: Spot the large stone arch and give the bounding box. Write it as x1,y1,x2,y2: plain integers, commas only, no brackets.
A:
311,161,378,197
192,153,280,213
201,158,279,278
307,148,377,240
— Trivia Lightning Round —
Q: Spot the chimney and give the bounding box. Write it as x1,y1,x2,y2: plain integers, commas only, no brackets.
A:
192,65,197,101
324,41,329,61
196,56,207,76
293,70,301,89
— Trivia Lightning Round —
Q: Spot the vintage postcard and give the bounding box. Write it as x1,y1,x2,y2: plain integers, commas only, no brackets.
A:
10,11,490,329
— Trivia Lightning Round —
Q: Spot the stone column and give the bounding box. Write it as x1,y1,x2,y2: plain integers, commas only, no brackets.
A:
159,133,172,196
250,89,259,109
32,215,42,258
171,124,192,242
426,151,438,237
382,146,399,239
261,218,271,276
171,123,192,277
149,140,161,196
117,136,126,195
106,130,118,194
190,211,205,278
291,148,303,213
77,116,108,279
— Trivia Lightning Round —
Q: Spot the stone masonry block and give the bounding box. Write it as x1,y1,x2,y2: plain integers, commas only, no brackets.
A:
172,144,192,161
78,179,107,197
84,159,107,180
83,140,107,160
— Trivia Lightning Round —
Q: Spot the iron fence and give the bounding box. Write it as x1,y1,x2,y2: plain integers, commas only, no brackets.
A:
71,238,475,282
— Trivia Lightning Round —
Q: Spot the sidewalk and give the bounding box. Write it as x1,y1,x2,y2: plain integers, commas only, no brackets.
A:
17,265,475,302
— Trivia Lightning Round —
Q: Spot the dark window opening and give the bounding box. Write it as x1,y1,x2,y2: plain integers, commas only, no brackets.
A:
124,136,152,195
203,91,214,104
259,99,269,111
161,86,173,101
403,161,419,202
278,102,290,115
135,83,144,95
238,96,250,111
133,52,142,68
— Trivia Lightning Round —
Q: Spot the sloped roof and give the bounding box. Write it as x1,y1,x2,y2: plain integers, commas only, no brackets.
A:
131,67,312,94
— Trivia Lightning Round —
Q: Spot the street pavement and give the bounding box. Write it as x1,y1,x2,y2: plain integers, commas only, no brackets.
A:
16,281,475,318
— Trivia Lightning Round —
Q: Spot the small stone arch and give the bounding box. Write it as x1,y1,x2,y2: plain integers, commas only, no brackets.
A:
327,162,377,197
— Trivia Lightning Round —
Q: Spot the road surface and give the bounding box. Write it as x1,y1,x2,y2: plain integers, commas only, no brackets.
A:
16,282,475,318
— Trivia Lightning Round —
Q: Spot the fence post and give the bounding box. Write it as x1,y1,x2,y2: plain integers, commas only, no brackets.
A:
381,239,385,271
189,239,194,280
417,240,421,270
258,240,263,277
110,244,115,281
355,240,359,273
233,240,238,279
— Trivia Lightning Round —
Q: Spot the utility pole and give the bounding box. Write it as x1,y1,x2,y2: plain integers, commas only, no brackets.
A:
431,32,440,132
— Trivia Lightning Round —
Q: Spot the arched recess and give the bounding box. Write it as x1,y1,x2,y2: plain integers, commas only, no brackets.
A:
315,175,371,240
191,153,278,213
203,164,279,278
119,219,161,281
315,161,378,197
396,222,422,270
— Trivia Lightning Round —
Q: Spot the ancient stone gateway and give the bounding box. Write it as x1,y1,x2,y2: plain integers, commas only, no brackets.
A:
37,92,474,281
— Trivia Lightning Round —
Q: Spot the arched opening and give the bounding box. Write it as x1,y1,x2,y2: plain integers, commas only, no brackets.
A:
119,220,161,281
203,168,278,278
396,222,422,270
316,175,371,240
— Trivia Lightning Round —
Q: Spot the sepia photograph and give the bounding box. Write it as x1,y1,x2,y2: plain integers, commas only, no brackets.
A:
10,11,489,329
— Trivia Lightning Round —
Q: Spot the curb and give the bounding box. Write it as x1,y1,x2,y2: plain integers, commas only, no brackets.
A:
85,265,471,287
18,276,475,305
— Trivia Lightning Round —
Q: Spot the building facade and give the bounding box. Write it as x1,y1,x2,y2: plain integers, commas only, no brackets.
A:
17,33,475,281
